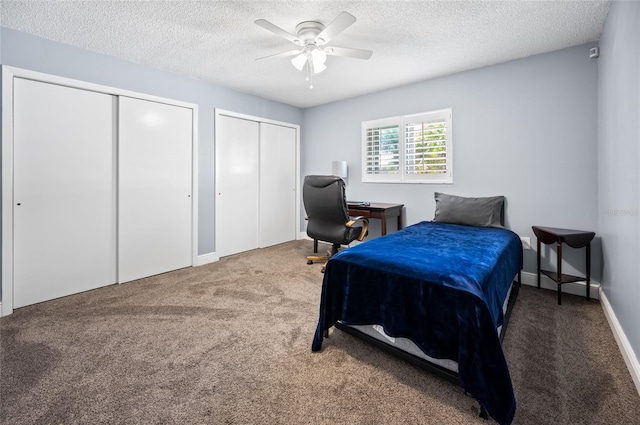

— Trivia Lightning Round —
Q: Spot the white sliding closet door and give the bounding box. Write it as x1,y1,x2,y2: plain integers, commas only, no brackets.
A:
13,78,117,308
216,115,260,257
118,97,193,283
259,123,297,248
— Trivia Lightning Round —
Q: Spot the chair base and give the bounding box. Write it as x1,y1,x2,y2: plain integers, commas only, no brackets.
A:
306,254,331,264
307,254,330,272
306,244,339,272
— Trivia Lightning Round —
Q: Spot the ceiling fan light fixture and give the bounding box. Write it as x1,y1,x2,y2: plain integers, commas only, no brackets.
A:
311,48,327,74
291,52,307,71
255,11,372,87
313,62,327,74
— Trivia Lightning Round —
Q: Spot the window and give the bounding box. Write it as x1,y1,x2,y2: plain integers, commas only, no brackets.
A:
362,108,452,183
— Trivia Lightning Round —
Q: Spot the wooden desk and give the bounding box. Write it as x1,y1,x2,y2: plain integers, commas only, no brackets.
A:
532,226,595,305
347,202,404,236
313,202,404,253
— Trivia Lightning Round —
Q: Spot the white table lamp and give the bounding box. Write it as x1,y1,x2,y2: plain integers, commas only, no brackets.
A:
332,160,348,184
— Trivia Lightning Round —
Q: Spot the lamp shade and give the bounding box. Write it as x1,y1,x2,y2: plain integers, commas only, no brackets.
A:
332,160,348,179
291,53,307,71
311,48,327,73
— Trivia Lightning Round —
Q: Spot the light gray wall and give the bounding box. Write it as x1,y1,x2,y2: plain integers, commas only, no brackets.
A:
598,1,640,362
0,27,304,258
302,43,600,281
0,27,610,310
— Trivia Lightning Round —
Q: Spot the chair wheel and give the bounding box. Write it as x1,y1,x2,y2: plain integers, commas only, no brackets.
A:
307,260,313,265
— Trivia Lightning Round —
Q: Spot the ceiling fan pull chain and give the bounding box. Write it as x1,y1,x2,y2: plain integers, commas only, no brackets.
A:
307,59,314,89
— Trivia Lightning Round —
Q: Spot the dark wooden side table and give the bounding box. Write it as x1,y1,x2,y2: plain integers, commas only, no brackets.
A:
532,226,596,305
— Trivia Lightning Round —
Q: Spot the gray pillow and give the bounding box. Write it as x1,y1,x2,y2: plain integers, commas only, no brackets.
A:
433,192,505,228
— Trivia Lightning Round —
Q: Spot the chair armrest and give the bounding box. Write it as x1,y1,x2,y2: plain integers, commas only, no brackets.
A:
346,216,369,241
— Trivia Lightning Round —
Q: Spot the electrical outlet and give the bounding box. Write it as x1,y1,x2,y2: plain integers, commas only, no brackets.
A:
520,236,531,250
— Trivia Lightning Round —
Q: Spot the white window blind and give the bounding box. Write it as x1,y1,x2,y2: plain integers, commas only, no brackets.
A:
364,125,400,175
405,119,447,175
362,108,452,183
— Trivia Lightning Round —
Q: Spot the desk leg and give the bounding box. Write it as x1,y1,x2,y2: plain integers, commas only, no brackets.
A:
536,237,541,289
557,242,563,306
586,242,591,301
380,215,388,235
397,213,402,230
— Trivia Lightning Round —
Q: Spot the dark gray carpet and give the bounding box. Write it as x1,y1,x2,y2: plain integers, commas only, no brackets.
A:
1,240,639,424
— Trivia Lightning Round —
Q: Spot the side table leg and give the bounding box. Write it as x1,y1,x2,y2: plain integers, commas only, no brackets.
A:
557,242,563,306
536,237,541,289
586,242,591,301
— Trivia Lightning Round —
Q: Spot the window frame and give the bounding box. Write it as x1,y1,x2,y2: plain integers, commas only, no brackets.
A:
361,108,453,184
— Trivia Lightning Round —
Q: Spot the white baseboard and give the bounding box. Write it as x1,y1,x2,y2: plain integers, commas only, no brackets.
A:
600,289,640,396
194,252,219,266
299,232,312,241
520,271,600,300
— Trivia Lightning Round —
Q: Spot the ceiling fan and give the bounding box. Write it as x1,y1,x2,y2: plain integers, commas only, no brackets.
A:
254,11,373,88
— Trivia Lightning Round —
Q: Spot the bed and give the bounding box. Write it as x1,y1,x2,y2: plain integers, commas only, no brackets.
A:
311,194,523,425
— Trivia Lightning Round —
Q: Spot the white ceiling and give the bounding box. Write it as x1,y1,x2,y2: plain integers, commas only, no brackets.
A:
1,1,611,108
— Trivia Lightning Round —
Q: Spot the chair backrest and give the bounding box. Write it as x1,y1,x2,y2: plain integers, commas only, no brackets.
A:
303,175,351,244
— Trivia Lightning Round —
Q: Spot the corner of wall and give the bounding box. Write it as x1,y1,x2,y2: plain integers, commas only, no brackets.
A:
600,288,640,396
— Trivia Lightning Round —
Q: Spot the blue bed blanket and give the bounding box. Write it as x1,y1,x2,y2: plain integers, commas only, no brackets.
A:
311,221,523,425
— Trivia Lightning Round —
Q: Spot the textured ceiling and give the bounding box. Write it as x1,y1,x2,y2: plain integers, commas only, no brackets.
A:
1,1,611,108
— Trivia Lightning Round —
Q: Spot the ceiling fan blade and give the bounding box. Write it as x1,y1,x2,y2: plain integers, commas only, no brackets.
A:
325,46,373,60
255,49,303,61
315,11,356,45
254,19,302,45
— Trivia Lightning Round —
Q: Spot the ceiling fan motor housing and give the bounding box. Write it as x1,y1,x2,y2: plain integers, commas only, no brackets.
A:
295,21,325,45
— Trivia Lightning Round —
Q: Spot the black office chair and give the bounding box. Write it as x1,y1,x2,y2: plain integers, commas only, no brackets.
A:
303,175,369,271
